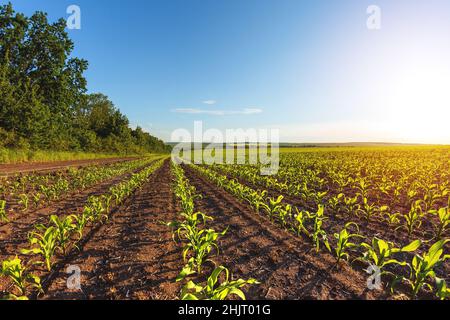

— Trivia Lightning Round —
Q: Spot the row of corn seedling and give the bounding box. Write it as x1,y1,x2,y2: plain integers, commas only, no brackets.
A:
0,156,161,223
166,161,258,300
0,158,165,300
191,164,450,300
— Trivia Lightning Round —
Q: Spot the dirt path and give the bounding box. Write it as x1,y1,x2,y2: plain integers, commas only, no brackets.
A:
183,165,385,300
0,157,138,176
41,160,183,300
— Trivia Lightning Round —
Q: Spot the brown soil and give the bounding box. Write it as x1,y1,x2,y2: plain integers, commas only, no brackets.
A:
213,167,447,247
0,161,156,265
182,165,385,300
0,157,138,177
40,160,183,300
1,159,443,300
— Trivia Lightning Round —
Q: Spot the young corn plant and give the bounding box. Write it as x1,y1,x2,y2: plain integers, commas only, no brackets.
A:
261,195,284,222
277,204,292,228
0,200,8,222
311,205,331,253
398,200,423,236
435,277,450,300
383,211,401,226
18,194,29,212
182,227,228,274
338,193,360,217
429,207,450,240
293,207,312,237
245,190,267,214
70,210,90,241
405,239,449,298
358,237,421,289
356,197,381,221
0,257,42,298
31,193,41,208
102,194,113,214
313,191,328,205
21,226,59,271
180,266,259,300
333,222,364,264
85,196,107,223
48,215,76,255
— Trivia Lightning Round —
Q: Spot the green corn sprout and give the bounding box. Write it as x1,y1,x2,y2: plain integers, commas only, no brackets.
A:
0,257,42,297
313,191,328,205
398,200,423,236
102,194,113,214
18,194,29,211
32,193,41,208
293,207,312,237
48,215,76,255
245,190,267,213
356,197,379,221
70,210,90,241
311,205,331,253
21,226,59,271
429,207,450,240
277,204,292,228
383,211,401,226
358,237,421,290
0,199,8,222
405,239,449,298
260,195,284,222
180,266,259,300
85,196,107,223
338,193,360,216
182,227,228,274
435,278,450,300
333,222,364,264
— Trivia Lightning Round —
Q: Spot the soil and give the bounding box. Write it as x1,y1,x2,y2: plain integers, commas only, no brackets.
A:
1,159,445,300
41,160,183,300
0,161,156,263
182,165,385,300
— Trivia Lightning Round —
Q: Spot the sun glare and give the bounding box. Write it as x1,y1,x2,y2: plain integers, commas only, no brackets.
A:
384,61,450,144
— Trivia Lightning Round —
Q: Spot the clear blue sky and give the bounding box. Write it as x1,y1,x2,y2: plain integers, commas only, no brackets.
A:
6,0,450,143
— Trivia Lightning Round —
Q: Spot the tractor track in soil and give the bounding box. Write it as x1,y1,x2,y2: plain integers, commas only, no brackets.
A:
41,159,183,300
183,165,385,300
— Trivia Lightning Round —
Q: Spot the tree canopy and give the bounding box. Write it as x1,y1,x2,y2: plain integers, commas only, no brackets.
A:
0,3,169,154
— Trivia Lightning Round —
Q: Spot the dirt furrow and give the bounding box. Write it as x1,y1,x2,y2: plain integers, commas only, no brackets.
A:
41,159,182,300
0,159,159,262
183,165,384,300
210,167,440,246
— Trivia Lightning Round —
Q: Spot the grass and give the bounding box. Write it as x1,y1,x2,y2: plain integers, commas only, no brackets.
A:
0,148,133,164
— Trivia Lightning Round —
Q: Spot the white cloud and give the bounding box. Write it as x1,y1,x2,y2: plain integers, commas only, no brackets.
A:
202,100,217,105
173,108,263,116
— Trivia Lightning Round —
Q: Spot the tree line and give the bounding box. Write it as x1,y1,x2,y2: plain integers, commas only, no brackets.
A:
0,3,170,154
